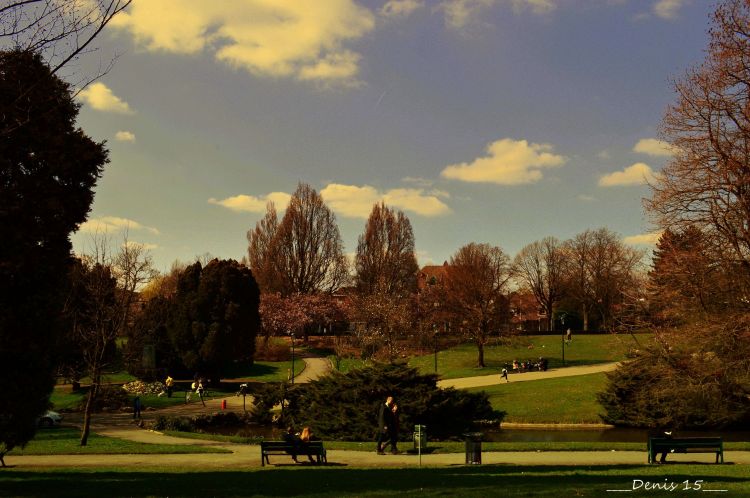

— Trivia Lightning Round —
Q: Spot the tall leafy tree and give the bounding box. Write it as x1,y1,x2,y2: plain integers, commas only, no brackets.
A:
647,0,750,297
0,49,107,465
355,202,419,296
246,201,278,293
439,243,512,367
513,237,565,333
168,259,260,379
563,228,643,331
266,183,349,295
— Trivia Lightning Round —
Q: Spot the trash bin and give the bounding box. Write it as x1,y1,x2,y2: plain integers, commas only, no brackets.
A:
464,432,483,465
413,425,427,450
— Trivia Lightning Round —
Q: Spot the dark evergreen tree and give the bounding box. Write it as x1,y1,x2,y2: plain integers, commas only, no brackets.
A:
0,50,107,465
282,363,498,440
168,259,260,380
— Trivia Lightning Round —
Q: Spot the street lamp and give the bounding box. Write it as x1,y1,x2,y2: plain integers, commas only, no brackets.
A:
433,326,438,373
289,331,296,384
560,313,566,366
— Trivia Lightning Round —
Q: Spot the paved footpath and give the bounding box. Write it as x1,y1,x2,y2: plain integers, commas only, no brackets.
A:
438,362,620,389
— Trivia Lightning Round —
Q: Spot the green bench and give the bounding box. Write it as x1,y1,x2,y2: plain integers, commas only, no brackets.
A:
260,441,327,466
648,437,724,464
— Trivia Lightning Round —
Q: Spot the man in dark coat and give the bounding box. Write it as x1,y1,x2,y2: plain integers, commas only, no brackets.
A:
376,396,394,454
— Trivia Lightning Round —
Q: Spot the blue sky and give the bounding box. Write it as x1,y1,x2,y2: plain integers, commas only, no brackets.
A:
65,0,713,272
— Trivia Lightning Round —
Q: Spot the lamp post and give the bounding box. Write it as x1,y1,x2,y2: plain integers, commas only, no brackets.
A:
433,328,438,373
290,331,296,384
560,313,566,366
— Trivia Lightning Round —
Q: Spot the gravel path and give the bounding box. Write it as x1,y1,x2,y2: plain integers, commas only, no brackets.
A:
438,362,620,389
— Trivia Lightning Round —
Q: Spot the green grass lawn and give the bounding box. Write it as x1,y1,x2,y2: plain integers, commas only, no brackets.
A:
471,372,609,424
221,359,306,382
1,465,748,497
7,428,229,456
49,387,86,411
409,333,650,379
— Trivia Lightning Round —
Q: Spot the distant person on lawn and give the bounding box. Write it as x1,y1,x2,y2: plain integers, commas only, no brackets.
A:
501,367,509,382
165,375,174,398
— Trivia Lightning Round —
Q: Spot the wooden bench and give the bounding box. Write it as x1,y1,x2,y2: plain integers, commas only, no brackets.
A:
260,441,327,466
648,437,724,464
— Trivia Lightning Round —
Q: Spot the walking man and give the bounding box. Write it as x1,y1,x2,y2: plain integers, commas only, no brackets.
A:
376,396,394,455
501,367,509,383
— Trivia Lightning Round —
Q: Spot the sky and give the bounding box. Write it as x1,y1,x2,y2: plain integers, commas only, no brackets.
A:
60,0,714,273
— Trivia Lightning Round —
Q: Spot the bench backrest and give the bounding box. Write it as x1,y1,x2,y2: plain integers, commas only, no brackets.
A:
261,441,324,450
649,437,722,446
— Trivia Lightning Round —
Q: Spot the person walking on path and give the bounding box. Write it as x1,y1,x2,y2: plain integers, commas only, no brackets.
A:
376,396,394,455
566,328,572,344
132,396,142,420
165,375,174,398
385,402,400,454
501,367,509,383
196,378,206,407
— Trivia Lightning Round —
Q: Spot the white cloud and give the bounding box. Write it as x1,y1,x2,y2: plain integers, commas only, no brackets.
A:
79,216,159,235
633,138,675,157
599,162,657,187
320,183,451,218
208,192,292,213
577,194,597,202
115,130,136,142
624,232,662,245
111,1,374,87
401,176,434,187
597,150,611,160
510,0,556,15
78,82,134,114
438,0,495,30
653,0,687,20
441,138,567,185
123,241,159,251
380,0,424,18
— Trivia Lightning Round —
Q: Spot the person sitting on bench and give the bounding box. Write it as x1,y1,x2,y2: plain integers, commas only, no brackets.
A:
282,426,301,463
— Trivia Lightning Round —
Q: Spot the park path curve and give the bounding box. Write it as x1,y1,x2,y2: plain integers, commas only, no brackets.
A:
295,357,331,383
437,362,620,390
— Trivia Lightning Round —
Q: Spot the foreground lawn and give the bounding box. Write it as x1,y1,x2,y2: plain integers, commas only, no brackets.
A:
410,333,650,380
7,428,228,456
1,465,748,497
472,372,608,424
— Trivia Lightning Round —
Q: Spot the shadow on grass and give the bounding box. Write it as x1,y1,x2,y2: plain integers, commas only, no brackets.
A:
223,363,279,379
1,465,748,497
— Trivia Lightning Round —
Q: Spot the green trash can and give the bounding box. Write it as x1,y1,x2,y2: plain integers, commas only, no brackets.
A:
464,432,483,464
413,425,427,450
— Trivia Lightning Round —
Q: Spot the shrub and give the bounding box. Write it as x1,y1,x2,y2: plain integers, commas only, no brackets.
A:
76,385,129,412
284,363,499,440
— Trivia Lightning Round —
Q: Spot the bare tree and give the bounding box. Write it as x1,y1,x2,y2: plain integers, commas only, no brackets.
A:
513,237,565,333
247,201,279,292
266,183,349,295
439,243,512,367
355,202,419,297
1,0,131,79
564,228,643,331
66,235,156,445
647,0,750,298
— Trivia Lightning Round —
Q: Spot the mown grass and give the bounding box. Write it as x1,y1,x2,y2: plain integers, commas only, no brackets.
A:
472,372,608,424
326,334,648,379
409,333,650,380
221,359,306,382
7,428,229,456
1,465,748,497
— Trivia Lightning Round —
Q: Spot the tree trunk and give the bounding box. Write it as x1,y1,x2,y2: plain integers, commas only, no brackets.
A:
582,304,589,332
476,339,485,368
80,371,100,446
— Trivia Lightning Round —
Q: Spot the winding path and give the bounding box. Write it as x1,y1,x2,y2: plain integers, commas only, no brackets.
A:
438,362,620,390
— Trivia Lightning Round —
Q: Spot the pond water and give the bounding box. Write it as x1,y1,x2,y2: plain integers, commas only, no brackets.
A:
484,428,750,443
